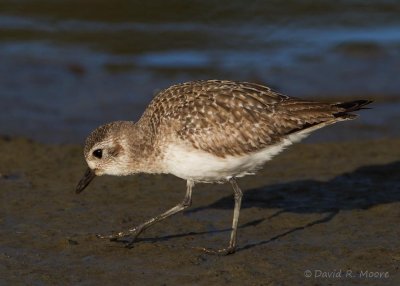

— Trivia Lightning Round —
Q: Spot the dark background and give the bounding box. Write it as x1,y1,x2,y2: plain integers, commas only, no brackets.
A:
1,0,399,143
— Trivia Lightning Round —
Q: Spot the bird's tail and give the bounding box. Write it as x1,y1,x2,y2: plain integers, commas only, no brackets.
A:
333,100,373,118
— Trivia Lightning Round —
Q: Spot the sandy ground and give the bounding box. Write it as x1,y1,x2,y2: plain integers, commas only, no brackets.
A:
1,136,399,285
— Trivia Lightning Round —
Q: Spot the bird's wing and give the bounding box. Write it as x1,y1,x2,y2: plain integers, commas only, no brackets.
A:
141,80,354,157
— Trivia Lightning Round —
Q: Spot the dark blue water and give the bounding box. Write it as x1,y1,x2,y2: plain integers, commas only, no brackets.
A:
1,0,399,143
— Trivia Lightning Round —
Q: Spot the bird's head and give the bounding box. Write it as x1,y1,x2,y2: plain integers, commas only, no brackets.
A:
75,121,133,193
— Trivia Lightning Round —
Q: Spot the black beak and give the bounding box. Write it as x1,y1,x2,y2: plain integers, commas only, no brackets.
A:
76,167,96,194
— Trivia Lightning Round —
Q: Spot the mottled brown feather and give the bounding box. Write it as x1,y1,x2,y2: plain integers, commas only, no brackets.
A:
138,80,368,157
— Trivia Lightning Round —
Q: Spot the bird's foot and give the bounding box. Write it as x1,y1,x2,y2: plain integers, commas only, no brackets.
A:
96,227,142,247
193,246,236,256
96,231,129,241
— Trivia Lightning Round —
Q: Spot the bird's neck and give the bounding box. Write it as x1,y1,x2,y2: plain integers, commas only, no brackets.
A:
122,121,164,174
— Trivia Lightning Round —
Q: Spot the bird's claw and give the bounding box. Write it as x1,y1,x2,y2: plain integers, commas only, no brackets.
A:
192,246,236,256
96,228,142,246
96,232,125,240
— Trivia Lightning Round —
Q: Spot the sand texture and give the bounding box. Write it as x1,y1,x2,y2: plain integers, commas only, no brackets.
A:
1,137,399,285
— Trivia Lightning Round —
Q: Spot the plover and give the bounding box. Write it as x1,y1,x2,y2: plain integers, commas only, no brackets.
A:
76,80,371,254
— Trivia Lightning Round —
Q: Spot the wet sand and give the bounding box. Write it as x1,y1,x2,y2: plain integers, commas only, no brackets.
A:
1,136,399,285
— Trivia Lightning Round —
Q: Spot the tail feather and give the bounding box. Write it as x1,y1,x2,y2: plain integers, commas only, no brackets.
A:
334,100,373,116
284,99,373,136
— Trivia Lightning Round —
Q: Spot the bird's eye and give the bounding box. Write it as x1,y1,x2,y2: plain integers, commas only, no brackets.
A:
92,149,103,159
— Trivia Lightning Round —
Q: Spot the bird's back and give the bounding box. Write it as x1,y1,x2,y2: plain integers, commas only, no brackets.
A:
138,80,370,158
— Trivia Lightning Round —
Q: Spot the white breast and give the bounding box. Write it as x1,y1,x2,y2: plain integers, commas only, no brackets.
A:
162,132,308,183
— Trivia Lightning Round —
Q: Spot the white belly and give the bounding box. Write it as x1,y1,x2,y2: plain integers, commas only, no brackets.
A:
162,134,304,183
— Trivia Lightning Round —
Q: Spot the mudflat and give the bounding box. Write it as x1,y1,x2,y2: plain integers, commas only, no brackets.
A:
1,136,399,285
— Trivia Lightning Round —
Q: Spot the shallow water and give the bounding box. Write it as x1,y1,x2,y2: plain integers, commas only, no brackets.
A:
0,0,399,142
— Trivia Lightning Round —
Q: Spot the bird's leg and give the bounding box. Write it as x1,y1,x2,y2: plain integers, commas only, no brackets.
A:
199,177,243,255
97,180,194,246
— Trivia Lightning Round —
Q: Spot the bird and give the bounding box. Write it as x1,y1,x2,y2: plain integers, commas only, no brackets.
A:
75,80,372,255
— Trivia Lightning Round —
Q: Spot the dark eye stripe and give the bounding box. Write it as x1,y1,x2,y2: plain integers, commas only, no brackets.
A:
93,149,102,159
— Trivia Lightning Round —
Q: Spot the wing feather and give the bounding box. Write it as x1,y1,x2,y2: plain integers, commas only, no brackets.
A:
139,80,364,157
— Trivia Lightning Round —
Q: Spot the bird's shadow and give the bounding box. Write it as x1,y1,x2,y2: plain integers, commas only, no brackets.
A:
136,161,400,251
